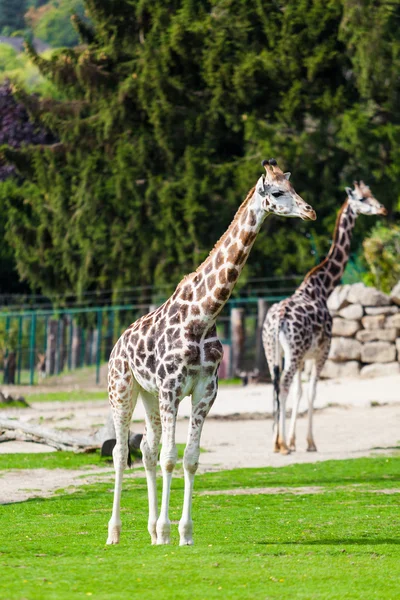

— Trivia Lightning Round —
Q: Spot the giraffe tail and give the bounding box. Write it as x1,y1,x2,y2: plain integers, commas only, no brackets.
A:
272,364,281,425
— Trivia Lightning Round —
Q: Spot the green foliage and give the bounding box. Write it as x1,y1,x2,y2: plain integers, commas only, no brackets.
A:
1,1,400,300
30,0,85,48
0,0,26,33
0,458,400,599
363,222,400,293
0,43,58,94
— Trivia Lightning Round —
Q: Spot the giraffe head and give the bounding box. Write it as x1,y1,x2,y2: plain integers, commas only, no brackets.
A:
255,159,316,221
345,181,387,216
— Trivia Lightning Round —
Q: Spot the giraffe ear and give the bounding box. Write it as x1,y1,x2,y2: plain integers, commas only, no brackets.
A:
345,187,353,198
284,172,291,180
256,175,266,195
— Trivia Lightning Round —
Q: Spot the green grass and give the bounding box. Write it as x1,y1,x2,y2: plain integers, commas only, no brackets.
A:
26,381,241,404
26,390,108,403
0,457,399,599
0,445,190,470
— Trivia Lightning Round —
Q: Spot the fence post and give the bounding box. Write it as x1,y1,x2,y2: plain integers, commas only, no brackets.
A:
68,314,73,371
256,298,269,377
29,313,37,385
96,310,102,384
230,307,245,377
46,319,58,376
17,315,23,384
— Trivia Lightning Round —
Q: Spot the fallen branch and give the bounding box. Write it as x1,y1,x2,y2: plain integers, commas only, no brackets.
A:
0,418,98,453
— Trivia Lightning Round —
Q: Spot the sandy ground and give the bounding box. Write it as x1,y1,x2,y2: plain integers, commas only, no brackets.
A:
1,375,399,504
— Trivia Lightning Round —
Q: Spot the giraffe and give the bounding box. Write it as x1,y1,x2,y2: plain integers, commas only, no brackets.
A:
106,159,316,547
262,181,387,454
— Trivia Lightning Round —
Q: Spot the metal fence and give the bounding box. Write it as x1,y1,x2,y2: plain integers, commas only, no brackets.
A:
0,293,291,386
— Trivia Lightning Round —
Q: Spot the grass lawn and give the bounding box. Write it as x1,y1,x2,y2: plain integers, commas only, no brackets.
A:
24,378,242,404
25,390,108,404
1,456,399,599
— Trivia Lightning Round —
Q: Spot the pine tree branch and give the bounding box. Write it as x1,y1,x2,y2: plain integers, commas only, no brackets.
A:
71,13,97,45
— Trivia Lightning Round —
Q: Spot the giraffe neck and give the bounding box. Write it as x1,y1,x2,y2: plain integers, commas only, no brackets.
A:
299,201,356,301
174,186,267,322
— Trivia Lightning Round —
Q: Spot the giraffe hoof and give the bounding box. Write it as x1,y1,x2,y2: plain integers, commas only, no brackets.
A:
289,444,296,452
307,445,317,452
179,538,194,546
106,525,121,545
280,446,291,456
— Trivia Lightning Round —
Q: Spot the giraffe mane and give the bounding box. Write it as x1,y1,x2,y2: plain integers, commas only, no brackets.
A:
175,185,256,290
302,200,349,283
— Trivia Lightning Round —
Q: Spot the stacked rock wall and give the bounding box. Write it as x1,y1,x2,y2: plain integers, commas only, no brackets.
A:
322,282,400,378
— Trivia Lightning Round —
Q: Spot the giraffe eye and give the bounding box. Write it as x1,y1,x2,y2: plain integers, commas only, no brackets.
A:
271,191,284,198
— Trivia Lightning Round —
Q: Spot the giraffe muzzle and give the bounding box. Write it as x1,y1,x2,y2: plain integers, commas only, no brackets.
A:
300,205,317,221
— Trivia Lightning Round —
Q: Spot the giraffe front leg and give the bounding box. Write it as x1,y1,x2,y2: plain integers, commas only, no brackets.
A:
179,376,217,546
157,390,178,545
140,390,162,545
106,363,138,545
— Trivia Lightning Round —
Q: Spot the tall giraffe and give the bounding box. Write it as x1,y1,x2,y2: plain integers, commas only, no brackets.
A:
106,159,316,546
262,181,387,454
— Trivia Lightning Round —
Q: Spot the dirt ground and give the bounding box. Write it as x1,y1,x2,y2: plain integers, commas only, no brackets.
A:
1,375,399,504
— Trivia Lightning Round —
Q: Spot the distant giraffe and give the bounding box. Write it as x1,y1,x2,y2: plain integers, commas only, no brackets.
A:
262,181,387,454
106,159,316,546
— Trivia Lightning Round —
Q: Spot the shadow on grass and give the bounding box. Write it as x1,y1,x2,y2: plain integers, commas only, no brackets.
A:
258,538,400,546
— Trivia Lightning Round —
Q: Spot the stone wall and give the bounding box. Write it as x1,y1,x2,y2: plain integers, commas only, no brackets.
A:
321,281,400,378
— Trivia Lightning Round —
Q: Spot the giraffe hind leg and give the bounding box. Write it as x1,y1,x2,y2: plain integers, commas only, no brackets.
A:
106,357,139,545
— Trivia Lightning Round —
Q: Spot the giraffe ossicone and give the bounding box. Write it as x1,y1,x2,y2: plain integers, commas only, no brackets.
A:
106,160,316,547
262,181,387,455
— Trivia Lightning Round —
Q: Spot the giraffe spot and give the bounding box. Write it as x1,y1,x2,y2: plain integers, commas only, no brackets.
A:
166,327,181,345
180,303,189,321
231,224,239,237
191,305,200,316
248,210,257,227
141,320,152,336
329,263,341,277
137,339,146,355
180,284,194,302
203,365,215,376
115,359,122,372
214,250,225,269
188,368,200,377
185,320,205,342
214,287,230,302
158,336,166,356
202,298,221,315
344,243,350,254
157,364,166,379
224,235,232,248
184,345,201,365
239,229,257,247
129,333,139,346
193,273,204,287
146,355,155,371
165,362,177,375
196,281,207,301
168,304,180,319
334,247,343,262
204,340,223,363
218,269,227,285
205,381,216,395
207,273,216,290
204,261,213,275
227,267,237,283
147,335,155,352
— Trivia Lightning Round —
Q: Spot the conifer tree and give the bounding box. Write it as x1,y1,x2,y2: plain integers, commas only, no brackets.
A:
0,0,399,301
